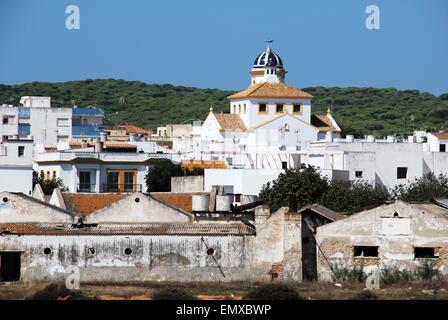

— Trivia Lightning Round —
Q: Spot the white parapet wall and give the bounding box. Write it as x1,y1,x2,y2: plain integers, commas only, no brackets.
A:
204,168,283,195
171,176,204,193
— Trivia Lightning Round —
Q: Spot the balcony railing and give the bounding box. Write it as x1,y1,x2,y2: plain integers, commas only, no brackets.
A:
102,184,142,193
77,184,96,193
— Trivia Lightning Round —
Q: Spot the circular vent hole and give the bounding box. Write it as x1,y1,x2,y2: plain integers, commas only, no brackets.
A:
2,197,8,203
124,248,132,255
44,248,52,255
135,197,140,203
207,248,215,256
88,248,95,255
393,212,399,217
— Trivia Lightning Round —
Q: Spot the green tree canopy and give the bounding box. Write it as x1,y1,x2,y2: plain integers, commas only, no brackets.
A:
145,159,203,192
258,166,329,212
259,166,391,213
392,172,448,202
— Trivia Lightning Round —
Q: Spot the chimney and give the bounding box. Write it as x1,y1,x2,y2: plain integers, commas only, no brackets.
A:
94,141,104,153
288,194,297,213
367,135,376,143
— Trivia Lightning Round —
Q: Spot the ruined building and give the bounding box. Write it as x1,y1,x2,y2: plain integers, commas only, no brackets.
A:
0,190,338,283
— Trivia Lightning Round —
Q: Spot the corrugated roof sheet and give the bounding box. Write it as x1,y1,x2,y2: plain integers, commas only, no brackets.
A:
0,222,255,236
298,203,345,221
434,198,448,209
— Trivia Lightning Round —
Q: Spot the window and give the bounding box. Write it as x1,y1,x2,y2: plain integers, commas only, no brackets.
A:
243,104,246,113
353,246,378,257
275,104,284,114
397,167,408,179
355,171,363,178
441,144,446,152
79,171,91,192
234,194,241,202
18,146,24,157
0,145,7,156
414,247,437,259
293,104,302,114
258,103,268,114
106,170,136,192
2,116,14,125
282,161,288,170
57,118,70,127
57,135,69,142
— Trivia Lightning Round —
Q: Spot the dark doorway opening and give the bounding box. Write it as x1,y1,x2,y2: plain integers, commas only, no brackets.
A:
301,210,332,281
0,252,21,282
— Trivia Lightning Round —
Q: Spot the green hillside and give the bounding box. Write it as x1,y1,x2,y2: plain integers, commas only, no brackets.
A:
0,79,447,136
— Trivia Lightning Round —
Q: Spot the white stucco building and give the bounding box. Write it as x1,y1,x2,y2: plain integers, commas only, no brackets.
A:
0,137,34,194
172,44,341,171
299,133,448,189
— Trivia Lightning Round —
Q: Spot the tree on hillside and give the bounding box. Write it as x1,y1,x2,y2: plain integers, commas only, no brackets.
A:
393,172,448,202
145,159,203,192
258,166,329,212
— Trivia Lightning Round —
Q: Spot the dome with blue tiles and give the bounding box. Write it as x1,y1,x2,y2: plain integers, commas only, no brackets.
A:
253,44,283,69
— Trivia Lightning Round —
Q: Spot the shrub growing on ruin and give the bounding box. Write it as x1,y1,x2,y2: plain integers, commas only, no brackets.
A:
27,283,92,300
380,265,415,285
414,259,441,281
245,283,303,300
350,290,378,300
331,263,368,283
152,287,197,300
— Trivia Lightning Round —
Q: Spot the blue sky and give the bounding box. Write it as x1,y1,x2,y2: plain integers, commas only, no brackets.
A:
0,0,447,95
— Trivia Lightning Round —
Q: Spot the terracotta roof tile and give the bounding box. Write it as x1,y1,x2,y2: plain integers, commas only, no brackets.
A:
181,160,227,170
227,82,313,100
152,193,193,212
62,193,127,216
119,125,150,135
431,132,448,139
213,113,247,132
311,114,340,132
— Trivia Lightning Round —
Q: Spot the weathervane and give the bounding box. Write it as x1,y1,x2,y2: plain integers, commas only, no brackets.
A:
265,39,273,49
